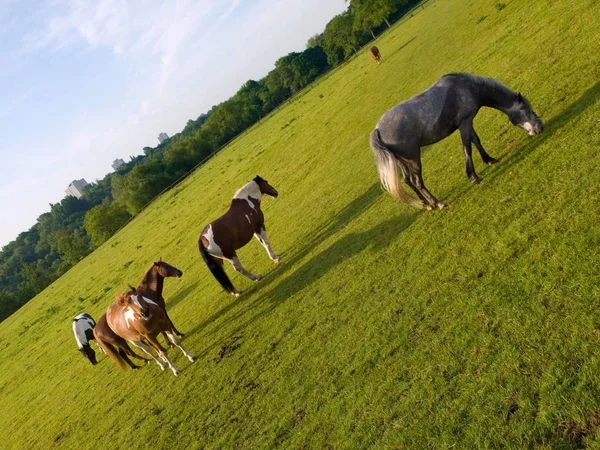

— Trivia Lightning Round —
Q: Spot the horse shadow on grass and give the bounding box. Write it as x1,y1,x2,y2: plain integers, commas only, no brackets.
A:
186,183,383,337
384,36,418,61
188,212,418,359
166,282,199,311
443,80,600,205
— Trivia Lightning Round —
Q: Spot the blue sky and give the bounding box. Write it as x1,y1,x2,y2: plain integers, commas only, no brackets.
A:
0,0,347,248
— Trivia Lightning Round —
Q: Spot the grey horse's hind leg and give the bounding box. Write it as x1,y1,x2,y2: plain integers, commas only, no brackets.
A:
398,160,430,206
471,128,498,165
459,122,481,184
405,155,447,209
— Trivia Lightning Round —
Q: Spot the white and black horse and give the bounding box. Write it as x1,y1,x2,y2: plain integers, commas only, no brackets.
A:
371,73,543,209
72,313,101,365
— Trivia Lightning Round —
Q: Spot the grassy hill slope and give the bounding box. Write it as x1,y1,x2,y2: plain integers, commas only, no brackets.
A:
0,0,599,448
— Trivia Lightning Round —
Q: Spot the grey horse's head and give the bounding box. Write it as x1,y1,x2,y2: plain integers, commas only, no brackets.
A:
507,93,543,135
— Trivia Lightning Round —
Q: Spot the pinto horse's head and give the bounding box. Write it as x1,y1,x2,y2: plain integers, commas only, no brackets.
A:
117,288,152,321
253,175,278,198
79,344,98,365
507,93,543,135
154,258,183,278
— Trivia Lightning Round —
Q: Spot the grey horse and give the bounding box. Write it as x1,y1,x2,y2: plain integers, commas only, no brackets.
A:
370,73,543,209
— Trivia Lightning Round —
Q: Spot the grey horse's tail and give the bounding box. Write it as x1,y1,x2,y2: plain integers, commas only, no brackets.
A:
370,128,421,207
198,242,237,295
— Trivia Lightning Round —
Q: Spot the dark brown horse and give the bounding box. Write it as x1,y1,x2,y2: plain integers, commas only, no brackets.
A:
198,176,279,296
137,259,184,337
93,313,150,371
106,288,196,376
369,46,382,64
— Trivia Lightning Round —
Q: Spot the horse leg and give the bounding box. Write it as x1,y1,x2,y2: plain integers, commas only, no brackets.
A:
254,225,280,263
459,121,481,184
227,254,263,282
165,331,197,363
397,159,431,207
117,348,142,369
471,128,498,165
162,331,175,348
129,340,167,371
146,335,180,377
118,341,151,362
405,155,447,209
166,314,185,338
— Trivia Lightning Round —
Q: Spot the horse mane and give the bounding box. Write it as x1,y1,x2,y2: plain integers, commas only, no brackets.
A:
115,286,137,304
233,179,262,201
444,72,517,99
139,264,155,286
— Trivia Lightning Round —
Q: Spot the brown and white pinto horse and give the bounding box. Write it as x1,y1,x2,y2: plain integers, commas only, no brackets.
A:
93,313,150,371
198,176,279,296
106,288,196,376
369,46,382,64
137,259,184,337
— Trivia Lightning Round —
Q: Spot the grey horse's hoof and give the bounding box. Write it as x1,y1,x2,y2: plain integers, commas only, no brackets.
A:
436,202,449,209
254,274,263,282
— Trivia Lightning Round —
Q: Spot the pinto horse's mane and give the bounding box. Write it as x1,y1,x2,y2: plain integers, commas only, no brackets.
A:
233,179,262,202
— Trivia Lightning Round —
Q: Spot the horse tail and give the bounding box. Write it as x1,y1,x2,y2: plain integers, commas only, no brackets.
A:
370,128,421,207
93,333,130,372
198,242,236,295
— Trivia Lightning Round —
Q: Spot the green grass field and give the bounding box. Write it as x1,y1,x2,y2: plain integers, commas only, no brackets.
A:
1,0,599,448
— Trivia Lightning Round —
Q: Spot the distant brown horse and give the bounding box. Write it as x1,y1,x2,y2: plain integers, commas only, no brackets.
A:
137,259,184,337
369,46,382,64
106,287,196,376
198,176,279,296
93,313,150,371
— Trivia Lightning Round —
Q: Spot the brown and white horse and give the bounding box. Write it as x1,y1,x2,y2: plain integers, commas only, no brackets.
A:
106,288,196,376
198,176,280,296
369,46,382,64
136,259,184,337
93,313,150,371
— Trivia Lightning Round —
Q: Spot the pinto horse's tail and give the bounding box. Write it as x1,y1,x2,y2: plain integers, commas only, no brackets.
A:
370,128,421,207
93,331,130,372
198,243,237,295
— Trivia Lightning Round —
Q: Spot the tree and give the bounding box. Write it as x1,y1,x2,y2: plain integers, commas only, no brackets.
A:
323,10,359,66
84,202,132,247
306,33,324,48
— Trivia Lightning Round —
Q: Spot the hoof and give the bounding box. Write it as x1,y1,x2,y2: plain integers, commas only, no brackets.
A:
272,255,281,264
423,204,434,211
471,176,481,185
232,290,241,297
486,158,499,165
436,202,449,209
172,369,180,377
177,332,185,338
254,274,263,282
189,355,197,363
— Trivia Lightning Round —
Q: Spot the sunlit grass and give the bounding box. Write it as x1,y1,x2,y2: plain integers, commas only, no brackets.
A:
0,0,599,448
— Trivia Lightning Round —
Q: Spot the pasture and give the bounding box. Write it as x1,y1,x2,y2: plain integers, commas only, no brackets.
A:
1,0,599,447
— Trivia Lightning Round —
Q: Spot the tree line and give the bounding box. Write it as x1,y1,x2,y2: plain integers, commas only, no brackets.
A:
0,0,421,322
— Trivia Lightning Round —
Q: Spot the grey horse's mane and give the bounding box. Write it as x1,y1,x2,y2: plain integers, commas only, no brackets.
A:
445,72,517,98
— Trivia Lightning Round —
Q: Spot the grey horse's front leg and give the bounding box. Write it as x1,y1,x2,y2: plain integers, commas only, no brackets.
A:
471,128,498,165
459,122,480,184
